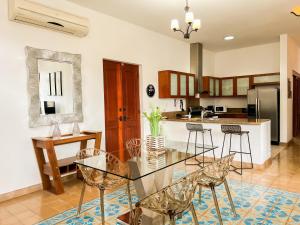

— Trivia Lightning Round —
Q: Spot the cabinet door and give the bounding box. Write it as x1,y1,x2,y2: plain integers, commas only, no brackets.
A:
170,73,178,96
237,77,249,95
180,74,187,96
209,78,214,96
253,74,280,84
215,79,220,96
188,75,195,96
222,78,233,96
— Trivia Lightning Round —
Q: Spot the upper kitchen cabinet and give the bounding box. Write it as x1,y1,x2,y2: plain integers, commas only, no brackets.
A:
215,78,220,96
179,74,187,97
252,73,280,86
158,70,196,98
221,78,234,96
236,76,250,96
188,75,196,97
201,76,215,97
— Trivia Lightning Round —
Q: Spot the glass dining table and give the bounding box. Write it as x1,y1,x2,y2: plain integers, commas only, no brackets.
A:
75,140,217,224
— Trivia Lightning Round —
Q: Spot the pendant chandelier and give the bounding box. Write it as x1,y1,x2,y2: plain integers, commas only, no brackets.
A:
171,0,201,39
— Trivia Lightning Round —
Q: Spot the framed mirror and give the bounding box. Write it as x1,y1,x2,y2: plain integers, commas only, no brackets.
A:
26,46,83,127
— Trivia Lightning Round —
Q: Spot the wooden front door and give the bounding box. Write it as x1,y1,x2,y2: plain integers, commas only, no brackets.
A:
103,60,141,161
293,74,300,137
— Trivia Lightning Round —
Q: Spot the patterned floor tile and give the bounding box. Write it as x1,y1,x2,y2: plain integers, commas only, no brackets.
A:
36,173,300,225
288,209,300,225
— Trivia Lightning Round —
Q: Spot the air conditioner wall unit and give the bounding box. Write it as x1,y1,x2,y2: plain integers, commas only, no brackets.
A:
8,0,89,37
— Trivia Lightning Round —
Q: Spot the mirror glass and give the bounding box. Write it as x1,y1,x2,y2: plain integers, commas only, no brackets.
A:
38,59,74,115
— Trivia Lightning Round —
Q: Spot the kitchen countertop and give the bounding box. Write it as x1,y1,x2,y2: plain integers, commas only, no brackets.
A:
163,118,270,125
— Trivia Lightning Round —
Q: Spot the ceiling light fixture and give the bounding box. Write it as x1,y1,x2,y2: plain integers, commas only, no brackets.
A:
224,35,235,41
171,0,201,39
291,6,300,16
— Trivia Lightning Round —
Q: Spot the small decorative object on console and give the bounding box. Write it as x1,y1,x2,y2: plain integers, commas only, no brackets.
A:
143,107,165,150
72,121,80,136
52,122,61,139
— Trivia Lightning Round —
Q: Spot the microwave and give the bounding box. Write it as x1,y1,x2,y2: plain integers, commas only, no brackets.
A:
214,105,227,113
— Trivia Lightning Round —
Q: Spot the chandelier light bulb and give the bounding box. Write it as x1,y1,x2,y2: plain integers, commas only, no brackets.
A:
192,19,201,30
171,19,180,30
185,11,194,24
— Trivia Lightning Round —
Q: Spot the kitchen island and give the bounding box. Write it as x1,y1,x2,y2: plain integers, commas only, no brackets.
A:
161,118,271,167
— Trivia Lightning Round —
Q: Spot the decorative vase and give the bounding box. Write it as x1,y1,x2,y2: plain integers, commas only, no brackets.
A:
52,122,61,139
146,135,165,151
72,122,80,136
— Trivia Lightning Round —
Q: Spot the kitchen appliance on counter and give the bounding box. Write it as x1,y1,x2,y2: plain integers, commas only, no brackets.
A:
247,87,280,145
214,105,227,113
188,106,202,117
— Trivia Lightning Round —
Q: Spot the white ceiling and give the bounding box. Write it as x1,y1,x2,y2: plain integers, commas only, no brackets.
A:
68,0,300,51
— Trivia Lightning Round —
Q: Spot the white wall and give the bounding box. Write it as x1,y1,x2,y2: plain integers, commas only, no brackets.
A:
0,0,190,194
280,34,300,143
203,49,215,75
201,42,280,109
214,42,280,76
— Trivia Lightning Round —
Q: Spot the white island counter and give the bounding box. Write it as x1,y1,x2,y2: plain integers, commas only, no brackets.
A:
160,118,271,167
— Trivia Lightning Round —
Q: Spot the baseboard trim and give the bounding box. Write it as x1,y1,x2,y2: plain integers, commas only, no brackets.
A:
0,184,42,203
0,174,78,203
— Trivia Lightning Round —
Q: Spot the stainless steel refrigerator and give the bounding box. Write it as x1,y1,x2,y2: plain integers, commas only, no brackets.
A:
247,87,280,145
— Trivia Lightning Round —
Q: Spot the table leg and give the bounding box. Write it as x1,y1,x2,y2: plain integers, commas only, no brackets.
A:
94,132,102,149
46,143,64,194
80,140,87,150
32,140,51,190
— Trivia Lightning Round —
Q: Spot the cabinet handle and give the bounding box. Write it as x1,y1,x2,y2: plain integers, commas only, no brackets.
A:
119,116,123,121
123,116,127,121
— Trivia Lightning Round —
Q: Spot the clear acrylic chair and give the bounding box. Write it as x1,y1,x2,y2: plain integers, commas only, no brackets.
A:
76,148,132,225
126,138,143,158
196,153,237,225
134,171,199,225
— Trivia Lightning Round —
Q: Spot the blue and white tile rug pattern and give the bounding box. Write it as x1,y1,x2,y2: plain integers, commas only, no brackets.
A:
37,171,300,225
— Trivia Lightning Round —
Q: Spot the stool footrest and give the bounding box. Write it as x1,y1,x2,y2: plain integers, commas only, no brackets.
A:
229,151,252,155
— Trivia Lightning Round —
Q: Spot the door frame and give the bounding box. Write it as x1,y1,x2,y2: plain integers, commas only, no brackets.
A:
293,70,300,137
102,58,144,151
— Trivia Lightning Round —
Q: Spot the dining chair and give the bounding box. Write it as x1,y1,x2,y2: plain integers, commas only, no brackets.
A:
126,138,143,158
76,148,132,225
196,153,237,225
134,171,199,225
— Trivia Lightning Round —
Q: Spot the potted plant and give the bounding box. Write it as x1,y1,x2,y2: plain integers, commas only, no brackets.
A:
143,107,165,150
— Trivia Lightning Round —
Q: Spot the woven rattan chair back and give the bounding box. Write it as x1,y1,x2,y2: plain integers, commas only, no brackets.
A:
126,138,143,158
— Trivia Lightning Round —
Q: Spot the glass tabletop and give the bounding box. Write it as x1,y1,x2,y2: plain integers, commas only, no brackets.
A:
75,140,217,181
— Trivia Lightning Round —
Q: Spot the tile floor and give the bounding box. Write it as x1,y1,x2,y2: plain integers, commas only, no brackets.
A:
0,142,300,225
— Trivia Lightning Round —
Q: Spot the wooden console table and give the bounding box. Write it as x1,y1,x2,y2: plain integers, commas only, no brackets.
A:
32,131,102,194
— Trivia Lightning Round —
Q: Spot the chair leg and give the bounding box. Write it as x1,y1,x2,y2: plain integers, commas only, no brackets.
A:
210,185,223,225
247,133,254,169
185,131,191,164
209,130,215,160
169,215,176,225
190,204,199,225
229,133,232,154
127,180,133,211
224,179,237,217
77,182,86,216
99,187,105,225
198,185,202,204
202,131,205,167
240,134,243,175
221,133,226,158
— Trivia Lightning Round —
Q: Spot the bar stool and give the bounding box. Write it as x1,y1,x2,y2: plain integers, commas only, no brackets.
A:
220,125,253,175
185,123,215,167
